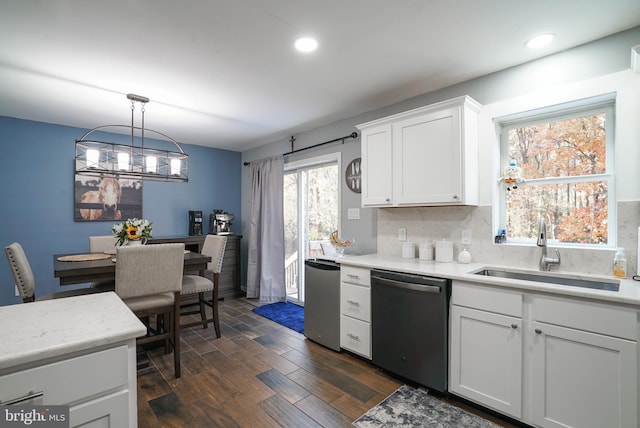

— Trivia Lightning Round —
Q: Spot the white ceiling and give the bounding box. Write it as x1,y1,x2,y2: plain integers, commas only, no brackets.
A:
1,1,639,152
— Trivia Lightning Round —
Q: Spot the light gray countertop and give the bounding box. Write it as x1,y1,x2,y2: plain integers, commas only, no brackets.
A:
337,254,640,307
0,292,146,373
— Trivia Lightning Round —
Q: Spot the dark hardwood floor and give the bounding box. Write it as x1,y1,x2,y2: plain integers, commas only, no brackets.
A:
137,297,521,428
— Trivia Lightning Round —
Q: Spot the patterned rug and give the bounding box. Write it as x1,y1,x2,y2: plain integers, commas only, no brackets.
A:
354,385,501,427
252,302,304,333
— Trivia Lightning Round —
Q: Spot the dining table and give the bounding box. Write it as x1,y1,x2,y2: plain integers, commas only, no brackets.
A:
53,250,211,286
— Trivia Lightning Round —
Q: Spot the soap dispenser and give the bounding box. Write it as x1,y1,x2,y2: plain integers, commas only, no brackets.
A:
613,247,627,278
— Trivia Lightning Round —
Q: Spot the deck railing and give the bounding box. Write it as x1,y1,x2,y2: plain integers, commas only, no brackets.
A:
285,252,298,291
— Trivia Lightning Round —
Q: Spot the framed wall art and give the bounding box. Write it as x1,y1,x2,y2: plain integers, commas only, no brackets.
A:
74,174,142,222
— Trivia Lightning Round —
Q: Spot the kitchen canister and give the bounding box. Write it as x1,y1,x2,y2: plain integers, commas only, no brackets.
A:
458,248,472,264
435,240,453,263
419,242,434,260
402,242,416,258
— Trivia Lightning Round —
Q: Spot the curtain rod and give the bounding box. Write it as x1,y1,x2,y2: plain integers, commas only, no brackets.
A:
243,131,358,166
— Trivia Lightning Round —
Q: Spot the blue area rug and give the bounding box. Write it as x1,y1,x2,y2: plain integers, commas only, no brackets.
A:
252,302,304,333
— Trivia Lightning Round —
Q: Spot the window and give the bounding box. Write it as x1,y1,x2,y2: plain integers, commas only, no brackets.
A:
497,93,615,246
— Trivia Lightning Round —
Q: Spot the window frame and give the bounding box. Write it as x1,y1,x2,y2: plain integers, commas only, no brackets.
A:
495,92,616,247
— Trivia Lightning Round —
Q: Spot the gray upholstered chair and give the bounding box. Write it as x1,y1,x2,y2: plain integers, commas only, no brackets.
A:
5,242,101,303
89,235,119,291
115,243,184,379
89,235,119,252
180,235,227,338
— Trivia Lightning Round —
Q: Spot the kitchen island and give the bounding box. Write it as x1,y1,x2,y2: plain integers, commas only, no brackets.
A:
0,292,146,428
338,254,640,428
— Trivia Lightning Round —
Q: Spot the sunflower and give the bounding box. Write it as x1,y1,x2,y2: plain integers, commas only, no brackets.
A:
126,225,141,240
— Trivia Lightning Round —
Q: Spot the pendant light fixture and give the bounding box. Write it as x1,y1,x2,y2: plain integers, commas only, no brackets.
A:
75,94,188,182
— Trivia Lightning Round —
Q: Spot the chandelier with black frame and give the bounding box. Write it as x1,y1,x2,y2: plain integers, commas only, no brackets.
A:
75,94,188,182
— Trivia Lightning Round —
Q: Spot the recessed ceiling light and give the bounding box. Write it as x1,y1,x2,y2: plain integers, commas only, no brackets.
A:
294,37,318,53
525,33,556,49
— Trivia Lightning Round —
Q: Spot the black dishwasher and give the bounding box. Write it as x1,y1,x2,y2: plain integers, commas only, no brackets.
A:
371,269,451,392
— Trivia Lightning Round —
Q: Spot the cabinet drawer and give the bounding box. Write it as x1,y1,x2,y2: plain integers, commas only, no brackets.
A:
341,266,370,286
0,346,129,406
451,281,523,317
340,315,371,359
532,295,638,340
341,283,371,322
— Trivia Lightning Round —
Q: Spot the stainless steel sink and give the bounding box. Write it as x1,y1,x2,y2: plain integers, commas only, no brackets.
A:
473,268,620,292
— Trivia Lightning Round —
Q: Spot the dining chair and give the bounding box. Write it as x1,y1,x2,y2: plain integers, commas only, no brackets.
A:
5,242,101,303
89,235,119,291
115,243,184,379
89,235,119,252
180,235,227,338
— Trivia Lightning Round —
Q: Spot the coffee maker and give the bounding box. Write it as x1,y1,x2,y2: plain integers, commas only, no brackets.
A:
209,210,234,235
188,210,203,236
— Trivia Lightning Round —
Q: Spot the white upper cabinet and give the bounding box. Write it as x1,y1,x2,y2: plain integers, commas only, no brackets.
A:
360,124,393,206
357,96,481,207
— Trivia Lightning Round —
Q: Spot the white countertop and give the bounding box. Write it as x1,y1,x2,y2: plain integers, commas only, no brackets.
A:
338,254,640,307
0,292,147,373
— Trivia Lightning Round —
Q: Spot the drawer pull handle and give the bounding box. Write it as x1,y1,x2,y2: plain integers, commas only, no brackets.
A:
347,274,360,279
347,300,360,306
1,390,44,405
535,328,542,334
511,324,518,329
347,333,360,341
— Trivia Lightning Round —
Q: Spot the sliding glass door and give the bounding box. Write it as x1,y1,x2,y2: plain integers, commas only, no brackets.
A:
283,154,340,304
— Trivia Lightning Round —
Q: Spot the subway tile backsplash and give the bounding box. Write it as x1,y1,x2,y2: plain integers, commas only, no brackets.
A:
377,202,640,277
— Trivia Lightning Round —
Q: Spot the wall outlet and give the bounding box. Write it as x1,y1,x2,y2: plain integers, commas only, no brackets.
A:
398,227,407,241
347,208,360,220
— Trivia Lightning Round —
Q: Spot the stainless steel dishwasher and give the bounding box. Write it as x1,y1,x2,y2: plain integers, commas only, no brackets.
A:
371,269,451,392
304,258,341,351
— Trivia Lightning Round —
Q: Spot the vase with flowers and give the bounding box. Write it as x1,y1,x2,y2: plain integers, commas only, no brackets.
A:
112,218,153,246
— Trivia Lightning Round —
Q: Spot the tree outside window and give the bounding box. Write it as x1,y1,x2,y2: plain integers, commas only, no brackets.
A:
499,95,615,246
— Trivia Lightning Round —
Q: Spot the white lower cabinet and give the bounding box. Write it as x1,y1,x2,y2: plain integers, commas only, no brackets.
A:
449,282,523,419
449,305,522,419
530,296,638,428
340,266,371,359
0,344,137,428
450,280,639,428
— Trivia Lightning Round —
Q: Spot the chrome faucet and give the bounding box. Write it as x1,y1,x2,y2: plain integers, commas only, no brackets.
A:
537,217,561,271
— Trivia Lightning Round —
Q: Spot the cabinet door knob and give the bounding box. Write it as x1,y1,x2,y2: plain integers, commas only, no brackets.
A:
385,198,390,202
452,195,459,200
511,324,518,329
535,328,542,334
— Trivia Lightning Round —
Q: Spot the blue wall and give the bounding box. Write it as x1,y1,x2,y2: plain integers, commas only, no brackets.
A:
0,116,241,306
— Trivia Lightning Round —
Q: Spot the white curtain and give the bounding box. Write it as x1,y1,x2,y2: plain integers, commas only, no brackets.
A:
246,156,286,302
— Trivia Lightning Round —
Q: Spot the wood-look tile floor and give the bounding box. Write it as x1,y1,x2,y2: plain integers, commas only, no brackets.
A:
137,297,521,428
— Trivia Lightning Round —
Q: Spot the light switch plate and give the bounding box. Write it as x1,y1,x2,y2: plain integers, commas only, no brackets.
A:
398,227,407,241
347,208,360,220
461,229,472,245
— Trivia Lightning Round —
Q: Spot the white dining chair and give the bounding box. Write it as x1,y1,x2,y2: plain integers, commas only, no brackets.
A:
89,235,119,252
5,242,101,303
115,243,184,379
180,235,227,338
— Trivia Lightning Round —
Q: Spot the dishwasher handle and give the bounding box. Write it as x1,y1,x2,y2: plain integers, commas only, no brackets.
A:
372,276,443,293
